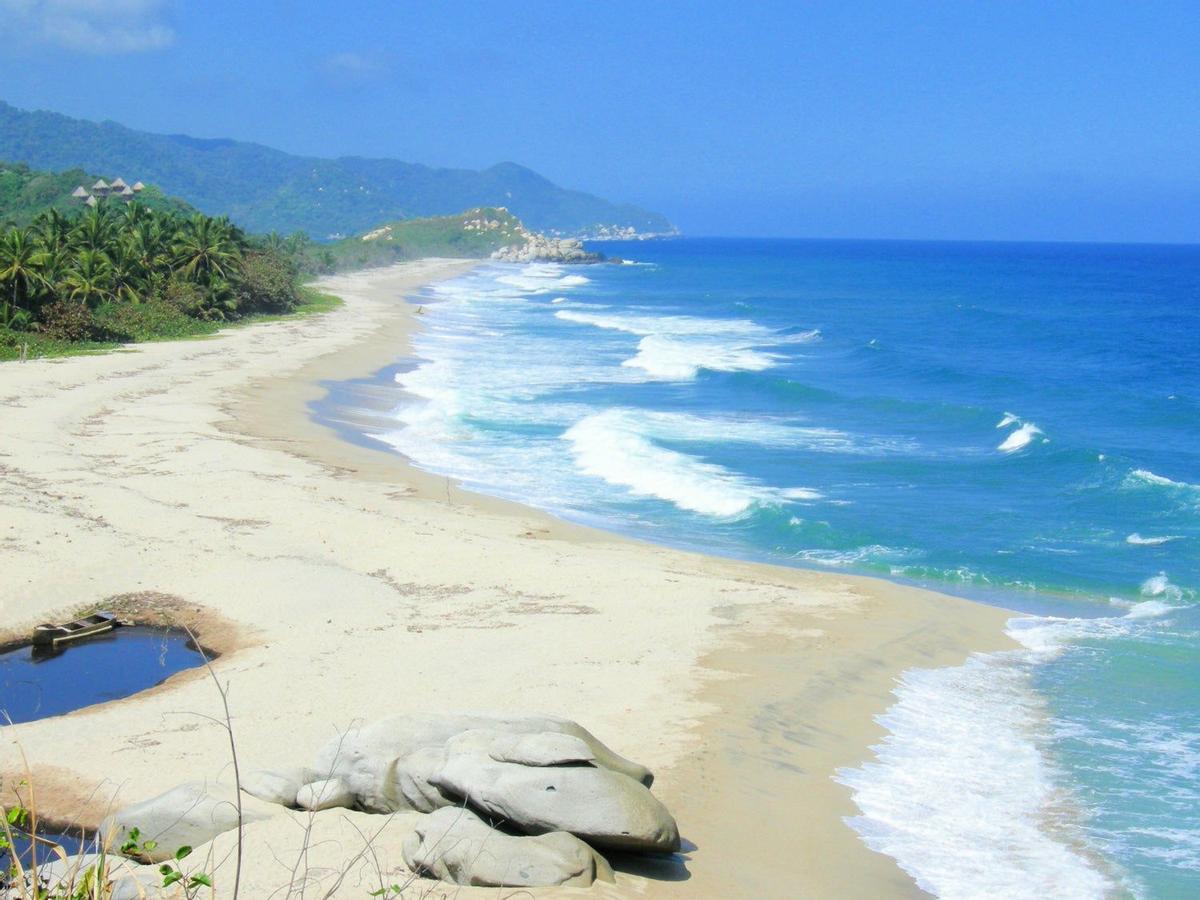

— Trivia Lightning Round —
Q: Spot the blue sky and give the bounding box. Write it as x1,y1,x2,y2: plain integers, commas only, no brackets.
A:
1,1,1197,241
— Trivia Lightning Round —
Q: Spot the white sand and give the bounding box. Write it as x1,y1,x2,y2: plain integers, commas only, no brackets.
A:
0,261,1013,897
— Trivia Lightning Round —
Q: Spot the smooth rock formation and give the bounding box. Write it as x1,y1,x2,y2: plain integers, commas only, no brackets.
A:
241,767,312,807
98,781,275,862
312,713,653,814
296,777,355,811
402,807,613,888
28,854,163,900
431,754,681,853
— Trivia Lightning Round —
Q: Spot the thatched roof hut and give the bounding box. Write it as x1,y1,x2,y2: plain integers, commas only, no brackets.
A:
132,181,145,192
109,177,128,190
72,186,89,198
119,186,135,198
92,179,110,194
85,195,98,207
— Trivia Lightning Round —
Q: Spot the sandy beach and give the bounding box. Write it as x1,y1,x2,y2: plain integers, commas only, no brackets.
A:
0,260,1013,897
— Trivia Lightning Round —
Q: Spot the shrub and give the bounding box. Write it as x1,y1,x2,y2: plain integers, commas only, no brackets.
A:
162,277,207,316
234,250,299,315
94,298,213,342
37,300,95,341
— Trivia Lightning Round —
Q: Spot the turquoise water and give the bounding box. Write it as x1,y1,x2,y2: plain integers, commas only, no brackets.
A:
352,239,1197,897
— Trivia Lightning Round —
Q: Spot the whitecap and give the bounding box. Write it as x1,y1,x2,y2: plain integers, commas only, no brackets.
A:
562,411,772,518
622,334,778,380
1127,469,1200,492
996,412,1021,429
998,421,1044,453
1126,533,1183,546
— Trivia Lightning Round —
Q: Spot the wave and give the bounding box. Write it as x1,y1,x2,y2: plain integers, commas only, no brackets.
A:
835,596,1197,898
562,410,819,518
1126,469,1200,493
836,645,1119,899
791,544,910,567
623,334,778,380
1126,533,1183,546
554,307,819,381
998,421,1045,454
553,308,771,337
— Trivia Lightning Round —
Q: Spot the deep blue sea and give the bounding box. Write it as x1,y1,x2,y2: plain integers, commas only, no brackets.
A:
350,238,1198,898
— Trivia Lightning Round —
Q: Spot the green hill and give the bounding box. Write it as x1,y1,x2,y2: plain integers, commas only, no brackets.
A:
0,100,675,240
295,207,530,272
0,160,193,226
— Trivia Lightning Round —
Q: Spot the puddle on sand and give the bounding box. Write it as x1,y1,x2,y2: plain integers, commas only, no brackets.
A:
0,626,205,726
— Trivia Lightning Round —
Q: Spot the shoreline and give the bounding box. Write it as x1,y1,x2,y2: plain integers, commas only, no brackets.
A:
0,260,1014,897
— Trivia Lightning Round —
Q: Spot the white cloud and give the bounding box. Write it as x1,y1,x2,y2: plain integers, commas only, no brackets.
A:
0,0,175,53
319,50,387,85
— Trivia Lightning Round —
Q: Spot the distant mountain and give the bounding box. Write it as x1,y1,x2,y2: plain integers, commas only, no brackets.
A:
0,100,675,239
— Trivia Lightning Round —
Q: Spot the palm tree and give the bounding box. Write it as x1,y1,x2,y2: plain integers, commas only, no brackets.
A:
107,240,146,304
120,202,153,230
129,220,171,272
33,208,73,253
0,228,44,327
75,206,116,254
63,249,113,308
173,215,241,283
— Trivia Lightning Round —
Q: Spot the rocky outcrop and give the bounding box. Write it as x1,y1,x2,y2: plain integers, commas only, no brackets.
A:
296,777,355,811
402,806,613,887
99,781,276,863
491,236,602,264
309,713,653,815
240,767,312,807
431,750,680,853
30,854,164,900
97,714,679,892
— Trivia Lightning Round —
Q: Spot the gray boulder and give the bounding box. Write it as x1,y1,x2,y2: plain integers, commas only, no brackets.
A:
27,854,162,899
240,767,312,807
296,777,355,811
402,806,613,887
98,781,275,863
312,713,652,814
431,754,680,853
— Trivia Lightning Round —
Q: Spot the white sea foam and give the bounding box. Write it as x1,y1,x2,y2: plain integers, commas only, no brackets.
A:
836,588,1200,897
1127,469,1200,493
562,410,819,517
554,308,819,381
1126,533,1183,546
996,412,1021,429
554,308,771,337
998,421,1044,453
623,334,778,380
836,648,1118,899
791,544,908,567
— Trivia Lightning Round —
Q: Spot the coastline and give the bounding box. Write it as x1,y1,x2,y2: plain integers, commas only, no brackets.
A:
0,260,1014,897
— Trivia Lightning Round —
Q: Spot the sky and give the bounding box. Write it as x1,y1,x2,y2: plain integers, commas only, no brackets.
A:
0,1,1197,242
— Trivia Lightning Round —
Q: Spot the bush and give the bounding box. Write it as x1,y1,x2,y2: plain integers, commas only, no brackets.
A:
94,298,213,342
234,250,299,315
37,299,95,341
162,276,208,316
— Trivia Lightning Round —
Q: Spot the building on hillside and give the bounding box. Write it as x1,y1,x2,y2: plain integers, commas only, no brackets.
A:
72,176,148,205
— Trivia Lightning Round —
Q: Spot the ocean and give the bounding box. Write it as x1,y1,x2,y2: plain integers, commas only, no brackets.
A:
323,238,1199,898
